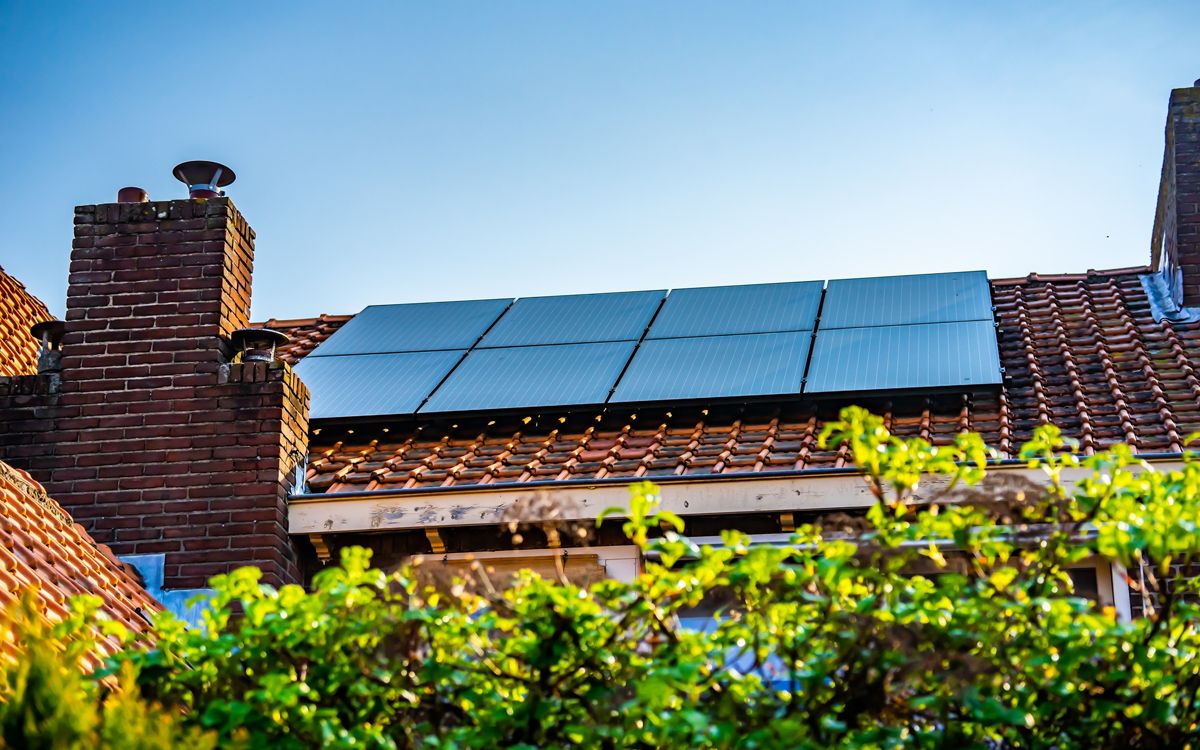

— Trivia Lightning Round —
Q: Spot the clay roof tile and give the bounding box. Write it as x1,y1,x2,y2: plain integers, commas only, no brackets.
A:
296,266,1200,492
0,461,159,668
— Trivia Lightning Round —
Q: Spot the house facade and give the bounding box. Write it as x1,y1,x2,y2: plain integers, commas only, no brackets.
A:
0,80,1198,617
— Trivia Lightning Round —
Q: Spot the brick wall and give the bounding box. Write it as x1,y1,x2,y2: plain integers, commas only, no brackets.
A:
1155,81,1200,307
0,198,309,589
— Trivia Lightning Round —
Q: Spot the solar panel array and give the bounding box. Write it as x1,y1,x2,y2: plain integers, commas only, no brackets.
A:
299,271,1002,420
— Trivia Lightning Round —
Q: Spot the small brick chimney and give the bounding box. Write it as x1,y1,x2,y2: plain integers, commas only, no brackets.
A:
0,176,310,593
1152,79,1200,308
66,197,254,361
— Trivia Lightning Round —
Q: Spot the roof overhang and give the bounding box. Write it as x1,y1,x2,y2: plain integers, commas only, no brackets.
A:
288,455,1187,535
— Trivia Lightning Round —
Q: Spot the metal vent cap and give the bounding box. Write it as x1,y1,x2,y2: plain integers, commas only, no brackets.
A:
172,160,236,199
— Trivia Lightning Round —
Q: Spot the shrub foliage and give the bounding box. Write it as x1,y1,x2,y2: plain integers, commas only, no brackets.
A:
0,593,212,750
4,407,1200,748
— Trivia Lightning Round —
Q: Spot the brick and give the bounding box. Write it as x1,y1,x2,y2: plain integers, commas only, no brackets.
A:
0,197,304,590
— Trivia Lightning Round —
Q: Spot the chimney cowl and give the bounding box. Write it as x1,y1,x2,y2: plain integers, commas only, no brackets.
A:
172,160,236,199
229,328,289,363
30,320,66,374
117,186,149,203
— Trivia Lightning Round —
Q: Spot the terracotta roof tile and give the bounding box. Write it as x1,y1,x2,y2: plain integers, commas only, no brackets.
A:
0,265,52,377
255,314,353,365
299,267,1200,494
0,461,159,668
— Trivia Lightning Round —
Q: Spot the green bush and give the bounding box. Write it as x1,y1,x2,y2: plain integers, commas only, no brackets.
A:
8,406,1200,748
0,593,213,750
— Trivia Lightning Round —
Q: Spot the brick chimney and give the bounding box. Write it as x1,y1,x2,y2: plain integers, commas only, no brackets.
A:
1152,79,1200,308
0,184,310,593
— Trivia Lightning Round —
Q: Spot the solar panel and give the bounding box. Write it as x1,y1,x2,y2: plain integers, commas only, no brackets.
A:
610,331,811,404
306,298,512,357
295,350,466,419
477,290,666,348
803,320,1001,394
820,271,992,329
420,341,638,413
646,281,823,339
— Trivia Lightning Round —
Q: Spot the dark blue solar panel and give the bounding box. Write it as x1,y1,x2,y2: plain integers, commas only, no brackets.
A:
804,320,1001,394
307,298,512,357
610,331,811,404
420,341,638,413
820,271,992,329
477,290,665,348
295,350,467,419
647,281,823,339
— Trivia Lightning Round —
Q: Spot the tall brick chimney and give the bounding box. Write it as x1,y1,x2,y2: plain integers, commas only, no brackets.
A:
0,181,310,594
1152,79,1200,308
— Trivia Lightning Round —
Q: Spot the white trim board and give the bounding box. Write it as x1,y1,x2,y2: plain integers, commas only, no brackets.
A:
290,460,1185,535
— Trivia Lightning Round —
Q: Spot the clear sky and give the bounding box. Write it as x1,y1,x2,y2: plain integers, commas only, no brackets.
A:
0,2,1195,320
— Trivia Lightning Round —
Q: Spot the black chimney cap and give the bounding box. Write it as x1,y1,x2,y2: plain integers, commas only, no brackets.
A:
30,320,66,345
230,328,290,363
172,160,236,187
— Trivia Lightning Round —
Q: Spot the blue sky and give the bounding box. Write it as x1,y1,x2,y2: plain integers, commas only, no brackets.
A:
0,2,1194,319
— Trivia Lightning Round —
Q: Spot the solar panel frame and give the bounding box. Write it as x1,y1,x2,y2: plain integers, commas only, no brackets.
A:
646,281,824,339
476,290,666,348
420,341,639,414
803,320,1002,394
305,298,513,357
820,271,993,329
295,350,468,419
610,331,812,404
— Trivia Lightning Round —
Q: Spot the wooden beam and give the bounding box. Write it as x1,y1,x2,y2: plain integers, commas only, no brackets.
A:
425,528,446,554
308,533,331,562
780,512,795,532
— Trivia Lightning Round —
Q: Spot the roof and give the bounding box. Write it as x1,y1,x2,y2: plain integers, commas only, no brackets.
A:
0,461,159,666
257,314,353,365
0,265,51,377
287,266,1200,495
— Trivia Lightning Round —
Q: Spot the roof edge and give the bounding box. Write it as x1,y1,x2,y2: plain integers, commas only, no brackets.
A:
989,265,1152,286
254,313,353,329
291,451,1190,503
